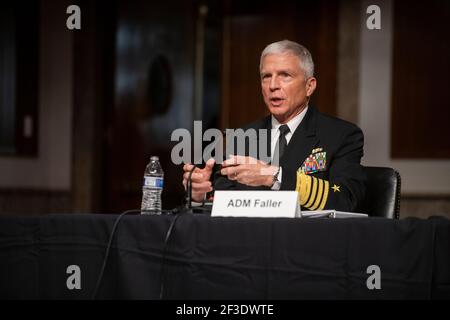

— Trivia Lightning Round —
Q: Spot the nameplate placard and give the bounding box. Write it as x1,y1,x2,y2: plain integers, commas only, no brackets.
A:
211,191,300,218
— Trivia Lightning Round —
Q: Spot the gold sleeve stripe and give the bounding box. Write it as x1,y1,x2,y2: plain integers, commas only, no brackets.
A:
300,174,311,205
295,171,302,195
305,177,318,208
303,176,315,207
296,172,312,206
318,180,330,210
295,172,303,204
311,178,324,210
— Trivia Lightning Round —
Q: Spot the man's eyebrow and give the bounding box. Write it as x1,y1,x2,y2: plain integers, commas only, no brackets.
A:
260,68,296,76
278,69,295,74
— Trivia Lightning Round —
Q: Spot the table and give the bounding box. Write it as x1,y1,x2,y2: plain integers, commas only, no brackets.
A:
0,213,449,299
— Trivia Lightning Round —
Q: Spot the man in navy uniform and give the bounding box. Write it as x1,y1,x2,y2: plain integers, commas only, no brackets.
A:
183,40,366,212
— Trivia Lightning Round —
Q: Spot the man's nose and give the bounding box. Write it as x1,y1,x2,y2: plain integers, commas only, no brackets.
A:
269,76,280,91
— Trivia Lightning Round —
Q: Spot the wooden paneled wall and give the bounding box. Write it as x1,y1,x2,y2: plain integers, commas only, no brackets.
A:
221,0,338,129
391,1,450,158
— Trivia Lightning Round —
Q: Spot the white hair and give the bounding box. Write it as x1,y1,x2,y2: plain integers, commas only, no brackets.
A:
260,40,314,78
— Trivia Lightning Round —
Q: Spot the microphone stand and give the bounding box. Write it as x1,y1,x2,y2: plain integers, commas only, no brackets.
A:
184,130,225,214
184,164,213,215
185,165,197,211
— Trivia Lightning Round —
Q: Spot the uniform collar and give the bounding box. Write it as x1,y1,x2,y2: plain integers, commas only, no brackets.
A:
271,105,309,134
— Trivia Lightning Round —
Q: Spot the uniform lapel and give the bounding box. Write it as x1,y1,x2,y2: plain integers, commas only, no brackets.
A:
280,106,320,174
257,116,272,162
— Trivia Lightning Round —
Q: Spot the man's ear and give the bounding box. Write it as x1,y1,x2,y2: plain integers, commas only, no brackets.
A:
306,77,317,97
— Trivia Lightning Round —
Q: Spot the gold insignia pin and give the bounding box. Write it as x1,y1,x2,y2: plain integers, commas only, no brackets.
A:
332,184,341,193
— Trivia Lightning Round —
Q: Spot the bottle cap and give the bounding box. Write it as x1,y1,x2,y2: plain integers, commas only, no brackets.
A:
150,156,159,161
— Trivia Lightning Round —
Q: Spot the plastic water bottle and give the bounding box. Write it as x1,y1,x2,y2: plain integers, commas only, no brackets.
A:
141,156,164,214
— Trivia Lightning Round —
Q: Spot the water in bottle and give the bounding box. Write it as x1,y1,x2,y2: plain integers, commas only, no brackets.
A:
141,156,164,214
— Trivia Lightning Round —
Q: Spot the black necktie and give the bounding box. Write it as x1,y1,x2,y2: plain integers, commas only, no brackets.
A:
273,124,290,165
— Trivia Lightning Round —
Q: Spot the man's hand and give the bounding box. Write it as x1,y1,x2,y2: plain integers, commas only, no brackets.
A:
220,155,278,187
182,158,215,202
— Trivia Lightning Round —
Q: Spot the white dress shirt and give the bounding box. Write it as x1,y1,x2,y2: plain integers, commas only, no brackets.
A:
270,106,309,190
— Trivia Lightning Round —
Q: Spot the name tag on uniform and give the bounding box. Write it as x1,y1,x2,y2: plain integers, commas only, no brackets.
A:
211,191,300,218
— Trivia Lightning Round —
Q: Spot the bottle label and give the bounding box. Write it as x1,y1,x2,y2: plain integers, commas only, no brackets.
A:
143,177,164,189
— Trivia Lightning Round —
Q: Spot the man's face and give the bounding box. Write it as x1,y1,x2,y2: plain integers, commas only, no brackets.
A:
260,53,316,123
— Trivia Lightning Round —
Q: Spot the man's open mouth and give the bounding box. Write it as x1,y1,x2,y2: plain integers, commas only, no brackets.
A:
270,97,284,106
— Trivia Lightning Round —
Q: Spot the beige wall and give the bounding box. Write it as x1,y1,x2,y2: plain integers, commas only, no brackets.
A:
0,0,73,191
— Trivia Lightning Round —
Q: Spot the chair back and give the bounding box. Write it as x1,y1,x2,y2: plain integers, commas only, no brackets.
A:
362,166,401,219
